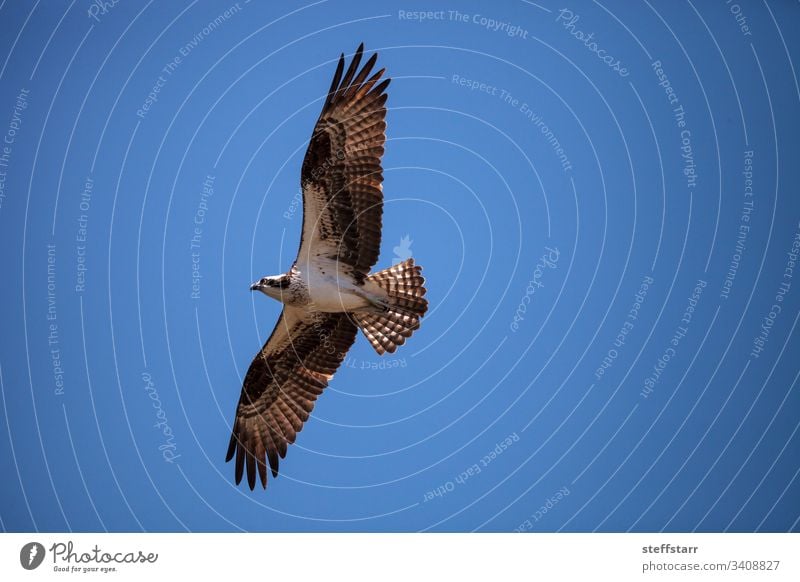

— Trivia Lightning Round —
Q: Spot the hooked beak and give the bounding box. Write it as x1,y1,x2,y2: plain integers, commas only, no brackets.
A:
250,282,262,291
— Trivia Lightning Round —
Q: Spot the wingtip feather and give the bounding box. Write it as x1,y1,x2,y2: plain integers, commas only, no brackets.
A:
225,431,236,462
246,450,257,490
234,441,245,485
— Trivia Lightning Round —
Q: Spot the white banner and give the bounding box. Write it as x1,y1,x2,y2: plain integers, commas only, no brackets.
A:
1,533,798,581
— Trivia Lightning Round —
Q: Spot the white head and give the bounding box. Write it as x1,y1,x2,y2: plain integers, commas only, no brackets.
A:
250,274,290,302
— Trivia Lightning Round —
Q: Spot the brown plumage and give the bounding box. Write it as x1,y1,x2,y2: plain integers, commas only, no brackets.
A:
226,309,358,489
298,42,390,282
354,258,428,355
227,44,428,490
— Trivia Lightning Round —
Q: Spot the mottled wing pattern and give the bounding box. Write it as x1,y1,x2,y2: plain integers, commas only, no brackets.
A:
226,308,358,489
298,43,390,282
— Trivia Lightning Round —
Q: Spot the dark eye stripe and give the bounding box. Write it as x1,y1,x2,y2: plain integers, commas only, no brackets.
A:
265,278,290,289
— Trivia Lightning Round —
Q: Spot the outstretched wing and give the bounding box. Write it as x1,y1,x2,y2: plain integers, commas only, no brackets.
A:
298,43,390,283
226,308,358,489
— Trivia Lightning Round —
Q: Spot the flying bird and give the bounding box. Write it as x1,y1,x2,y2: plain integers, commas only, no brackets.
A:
226,44,428,489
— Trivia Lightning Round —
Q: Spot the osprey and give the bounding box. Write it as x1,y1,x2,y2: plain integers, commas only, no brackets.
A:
226,44,428,489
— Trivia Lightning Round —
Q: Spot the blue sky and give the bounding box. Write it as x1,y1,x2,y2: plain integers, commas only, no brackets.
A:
1,0,799,532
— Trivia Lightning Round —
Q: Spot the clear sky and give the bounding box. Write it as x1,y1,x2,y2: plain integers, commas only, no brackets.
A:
1,0,799,532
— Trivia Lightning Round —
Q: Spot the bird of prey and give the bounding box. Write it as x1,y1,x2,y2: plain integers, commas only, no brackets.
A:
226,44,428,489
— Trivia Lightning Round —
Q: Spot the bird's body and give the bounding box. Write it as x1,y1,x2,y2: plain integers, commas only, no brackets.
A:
295,260,383,311
226,44,428,489
254,259,388,312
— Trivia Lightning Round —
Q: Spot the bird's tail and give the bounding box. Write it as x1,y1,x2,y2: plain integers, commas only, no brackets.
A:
354,258,428,355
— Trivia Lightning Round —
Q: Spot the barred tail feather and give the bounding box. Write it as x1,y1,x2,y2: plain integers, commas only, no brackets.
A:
355,258,428,355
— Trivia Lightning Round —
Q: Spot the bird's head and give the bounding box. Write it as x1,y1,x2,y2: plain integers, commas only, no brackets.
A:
250,275,290,301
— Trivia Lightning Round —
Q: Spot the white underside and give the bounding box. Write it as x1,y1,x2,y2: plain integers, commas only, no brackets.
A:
295,259,385,312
